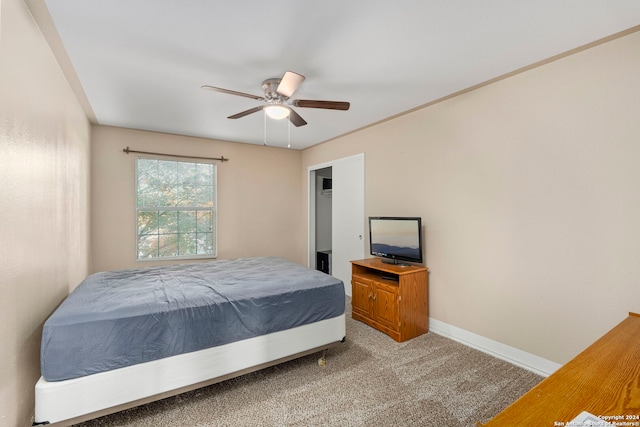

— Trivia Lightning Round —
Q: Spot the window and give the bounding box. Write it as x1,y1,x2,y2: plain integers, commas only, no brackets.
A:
136,158,216,260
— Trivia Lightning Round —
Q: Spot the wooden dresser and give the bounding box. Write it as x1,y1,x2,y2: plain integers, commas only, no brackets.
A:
479,312,640,426
350,258,428,342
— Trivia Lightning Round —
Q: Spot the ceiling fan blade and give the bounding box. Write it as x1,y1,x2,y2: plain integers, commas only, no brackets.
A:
292,99,350,110
228,106,264,119
287,108,307,127
201,85,264,101
276,71,305,98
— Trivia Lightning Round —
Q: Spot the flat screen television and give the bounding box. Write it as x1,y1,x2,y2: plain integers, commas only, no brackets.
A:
369,216,423,265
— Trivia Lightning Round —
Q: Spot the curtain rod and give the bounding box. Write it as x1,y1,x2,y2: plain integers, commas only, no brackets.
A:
122,146,229,162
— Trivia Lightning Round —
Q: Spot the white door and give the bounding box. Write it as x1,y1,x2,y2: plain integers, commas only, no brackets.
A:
308,154,365,297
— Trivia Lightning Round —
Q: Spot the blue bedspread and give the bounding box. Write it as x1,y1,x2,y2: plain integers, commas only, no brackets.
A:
41,257,345,381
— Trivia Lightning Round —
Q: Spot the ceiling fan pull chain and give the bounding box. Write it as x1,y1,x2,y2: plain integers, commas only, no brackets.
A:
263,110,268,146
287,118,291,149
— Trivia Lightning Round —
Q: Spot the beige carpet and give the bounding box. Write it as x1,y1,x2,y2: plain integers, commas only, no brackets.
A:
76,298,542,426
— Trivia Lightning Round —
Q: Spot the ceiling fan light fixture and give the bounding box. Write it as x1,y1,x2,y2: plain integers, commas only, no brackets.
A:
264,105,290,120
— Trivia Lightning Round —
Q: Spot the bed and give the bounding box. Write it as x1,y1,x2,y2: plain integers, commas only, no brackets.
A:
34,257,346,425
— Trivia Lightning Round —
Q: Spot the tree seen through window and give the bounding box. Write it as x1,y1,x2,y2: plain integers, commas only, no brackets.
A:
136,158,216,259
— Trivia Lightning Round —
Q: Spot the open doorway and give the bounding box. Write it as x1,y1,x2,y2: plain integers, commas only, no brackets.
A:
315,167,332,274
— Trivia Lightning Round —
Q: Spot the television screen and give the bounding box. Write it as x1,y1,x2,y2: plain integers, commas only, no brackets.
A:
369,217,423,265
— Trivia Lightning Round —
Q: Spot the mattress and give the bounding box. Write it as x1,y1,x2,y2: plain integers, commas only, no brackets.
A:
41,257,345,381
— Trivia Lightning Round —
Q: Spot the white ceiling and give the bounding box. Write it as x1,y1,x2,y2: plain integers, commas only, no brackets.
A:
38,1,640,149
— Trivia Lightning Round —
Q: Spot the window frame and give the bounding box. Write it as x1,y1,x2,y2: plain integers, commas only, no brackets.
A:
135,156,217,261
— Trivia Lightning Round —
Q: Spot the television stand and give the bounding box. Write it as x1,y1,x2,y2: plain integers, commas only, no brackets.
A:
350,258,429,342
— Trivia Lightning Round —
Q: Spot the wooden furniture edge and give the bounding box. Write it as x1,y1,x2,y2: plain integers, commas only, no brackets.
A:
350,258,429,275
479,312,640,426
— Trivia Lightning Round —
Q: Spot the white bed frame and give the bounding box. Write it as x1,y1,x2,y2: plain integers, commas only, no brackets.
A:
35,314,346,426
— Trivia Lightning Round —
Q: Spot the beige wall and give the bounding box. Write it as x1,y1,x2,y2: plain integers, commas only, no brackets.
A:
302,30,640,365
0,0,91,425
91,125,305,273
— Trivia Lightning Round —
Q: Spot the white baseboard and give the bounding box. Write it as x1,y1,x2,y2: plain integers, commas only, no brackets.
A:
429,317,561,378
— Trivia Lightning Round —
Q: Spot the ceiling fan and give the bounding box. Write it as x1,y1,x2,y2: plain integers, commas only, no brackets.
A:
201,71,350,127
